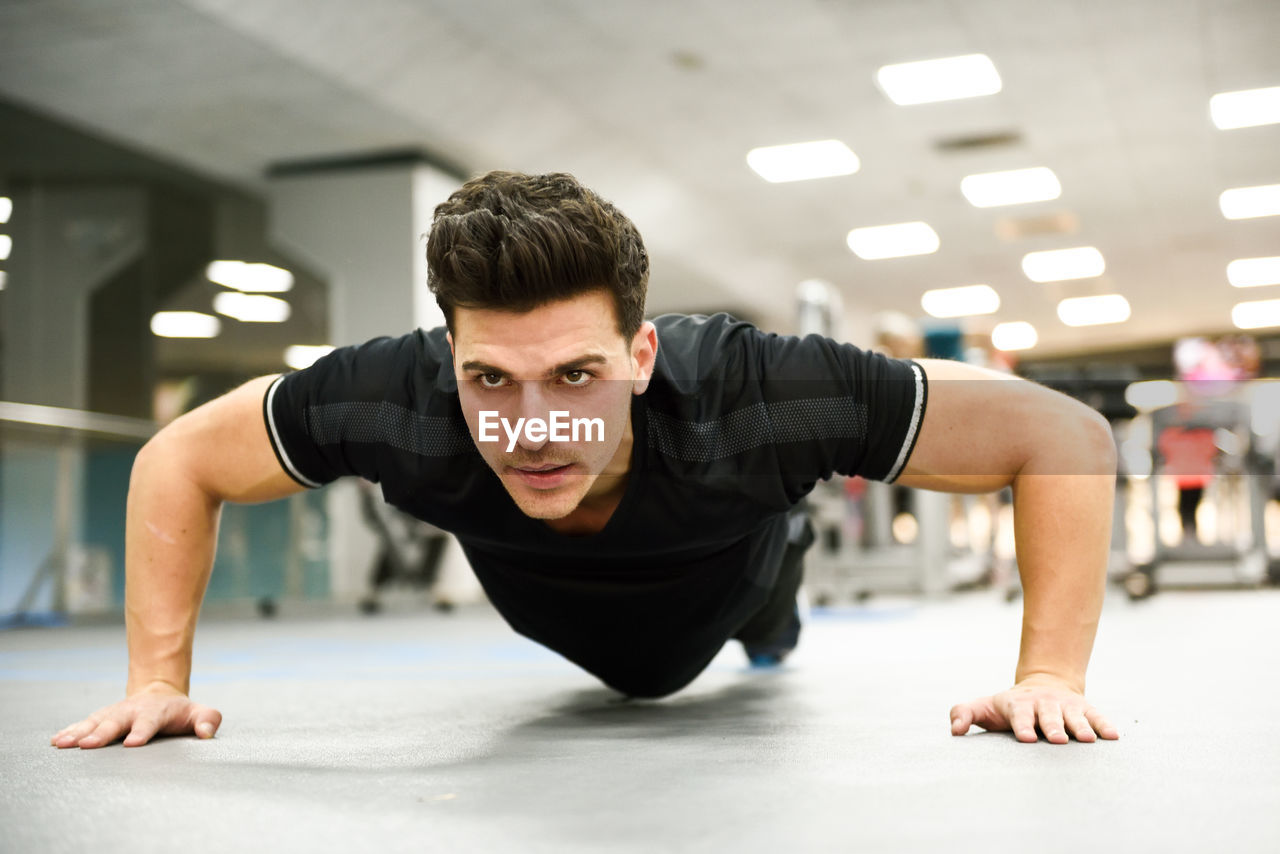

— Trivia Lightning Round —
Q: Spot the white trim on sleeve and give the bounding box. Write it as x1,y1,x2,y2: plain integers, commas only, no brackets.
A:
265,375,323,489
884,362,925,483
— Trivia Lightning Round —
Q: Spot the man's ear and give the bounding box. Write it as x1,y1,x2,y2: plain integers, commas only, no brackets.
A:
630,321,658,395
446,331,454,358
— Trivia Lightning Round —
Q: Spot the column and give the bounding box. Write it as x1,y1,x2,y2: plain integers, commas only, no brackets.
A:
267,157,462,600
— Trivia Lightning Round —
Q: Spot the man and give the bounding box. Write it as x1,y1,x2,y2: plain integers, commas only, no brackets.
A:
52,171,1119,750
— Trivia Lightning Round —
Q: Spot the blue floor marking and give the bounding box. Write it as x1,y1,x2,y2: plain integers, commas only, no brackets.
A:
809,605,916,622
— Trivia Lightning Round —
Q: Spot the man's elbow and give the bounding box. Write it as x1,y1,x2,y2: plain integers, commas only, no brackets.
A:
1065,403,1117,476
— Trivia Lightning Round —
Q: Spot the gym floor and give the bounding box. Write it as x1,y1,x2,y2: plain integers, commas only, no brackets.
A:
3,586,1278,853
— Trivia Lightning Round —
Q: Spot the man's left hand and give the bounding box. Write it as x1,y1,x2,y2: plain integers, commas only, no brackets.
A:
949,675,1120,744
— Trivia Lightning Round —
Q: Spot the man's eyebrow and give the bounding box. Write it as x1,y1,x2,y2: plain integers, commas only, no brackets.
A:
549,354,609,377
460,360,508,376
459,354,610,379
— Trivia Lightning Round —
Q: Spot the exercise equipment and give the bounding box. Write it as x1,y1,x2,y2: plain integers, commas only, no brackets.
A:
355,480,450,614
1121,395,1271,599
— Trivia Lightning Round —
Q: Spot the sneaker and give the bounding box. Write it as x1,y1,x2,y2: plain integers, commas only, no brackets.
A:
742,603,801,668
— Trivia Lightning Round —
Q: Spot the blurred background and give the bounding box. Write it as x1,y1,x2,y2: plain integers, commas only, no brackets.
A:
1,0,1278,624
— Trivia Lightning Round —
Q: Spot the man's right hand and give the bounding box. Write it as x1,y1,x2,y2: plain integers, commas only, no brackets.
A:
50,682,222,749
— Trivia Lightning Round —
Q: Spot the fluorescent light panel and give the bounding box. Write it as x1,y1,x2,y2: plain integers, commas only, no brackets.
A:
746,140,860,183
214,292,291,322
0,270,7,291
0,234,10,261
876,54,1002,105
961,167,1061,207
206,260,295,292
1211,86,1280,130
991,321,1038,351
284,345,335,370
1057,294,1130,327
1233,298,1280,329
0,197,10,224
151,311,220,338
847,222,939,260
1220,184,1280,219
1022,246,1105,282
1125,380,1179,410
921,284,1000,318
1228,256,1280,288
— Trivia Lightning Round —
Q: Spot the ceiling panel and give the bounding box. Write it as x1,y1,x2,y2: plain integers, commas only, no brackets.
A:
0,0,1277,358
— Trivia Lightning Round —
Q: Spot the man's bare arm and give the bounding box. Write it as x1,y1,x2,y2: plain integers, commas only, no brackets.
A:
894,358,1120,743
52,375,306,749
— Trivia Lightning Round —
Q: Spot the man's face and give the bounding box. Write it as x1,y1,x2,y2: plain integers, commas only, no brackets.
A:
450,290,656,520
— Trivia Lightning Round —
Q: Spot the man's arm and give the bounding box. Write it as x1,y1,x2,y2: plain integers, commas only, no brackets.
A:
894,357,1121,743
52,375,306,749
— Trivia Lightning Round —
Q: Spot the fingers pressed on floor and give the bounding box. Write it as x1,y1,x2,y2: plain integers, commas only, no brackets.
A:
1065,709,1096,742
1035,699,1068,744
55,720,99,748
1011,704,1038,742
123,717,162,747
1086,708,1120,739
80,718,125,749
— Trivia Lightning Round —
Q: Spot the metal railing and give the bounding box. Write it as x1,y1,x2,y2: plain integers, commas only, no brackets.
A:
0,401,331,628
0,402,155,627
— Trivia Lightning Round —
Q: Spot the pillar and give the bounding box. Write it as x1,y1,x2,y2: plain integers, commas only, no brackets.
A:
267,156,462,600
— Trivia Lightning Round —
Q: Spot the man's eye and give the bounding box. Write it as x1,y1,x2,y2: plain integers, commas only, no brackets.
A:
563,370,592,386
478,373,507,389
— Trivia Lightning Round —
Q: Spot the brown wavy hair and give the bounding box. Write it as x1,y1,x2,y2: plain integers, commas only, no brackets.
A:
426,171,648,339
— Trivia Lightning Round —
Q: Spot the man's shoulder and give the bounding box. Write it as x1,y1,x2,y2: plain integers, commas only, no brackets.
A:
651,312,759,384
652,311,755,344
360,326,454,385
283,327,456,407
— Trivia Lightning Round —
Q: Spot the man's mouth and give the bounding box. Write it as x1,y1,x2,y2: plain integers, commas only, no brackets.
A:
507,462,576,489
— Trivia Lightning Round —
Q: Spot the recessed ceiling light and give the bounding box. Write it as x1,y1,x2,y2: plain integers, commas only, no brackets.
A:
151,311,221,338
213,292,291,322
1021,246,1105,282
1057,294,1130,327
991,321,1038,351
846,222,940,260
746,140,860,183
206,260,295,292
0,235,10,261
1220,184,1280,219
1227,256,1280,288
0,270,7,291
875,54,1002,106
1232,298,1280,329
284,345,336,370
1210,86,1280,130
961,167,1062,208
921,284,1000,318
0,197,11,224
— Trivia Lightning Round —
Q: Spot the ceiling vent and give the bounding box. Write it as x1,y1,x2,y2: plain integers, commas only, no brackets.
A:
933,130,1023,152
994,211,1080,241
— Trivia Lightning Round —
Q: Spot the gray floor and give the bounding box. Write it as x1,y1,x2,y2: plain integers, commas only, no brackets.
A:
3,586,1279,853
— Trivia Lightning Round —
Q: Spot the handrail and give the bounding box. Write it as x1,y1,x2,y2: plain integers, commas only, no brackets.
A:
0,401,156,441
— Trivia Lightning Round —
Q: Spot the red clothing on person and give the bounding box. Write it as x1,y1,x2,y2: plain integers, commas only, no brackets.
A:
1157,426,1217,489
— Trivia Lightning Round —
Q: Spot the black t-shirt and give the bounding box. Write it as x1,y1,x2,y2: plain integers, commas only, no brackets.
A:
264,313,926,681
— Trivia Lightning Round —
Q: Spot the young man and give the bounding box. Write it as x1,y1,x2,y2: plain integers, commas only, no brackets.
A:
52,171,1120,750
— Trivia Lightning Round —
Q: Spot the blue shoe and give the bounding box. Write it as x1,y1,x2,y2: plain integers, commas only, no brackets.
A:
742,604,801,668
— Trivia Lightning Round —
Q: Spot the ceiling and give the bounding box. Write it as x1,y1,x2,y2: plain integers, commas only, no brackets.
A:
1,0,1278,358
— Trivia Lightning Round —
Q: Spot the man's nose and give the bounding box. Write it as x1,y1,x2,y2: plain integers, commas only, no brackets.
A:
514,385,551,451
